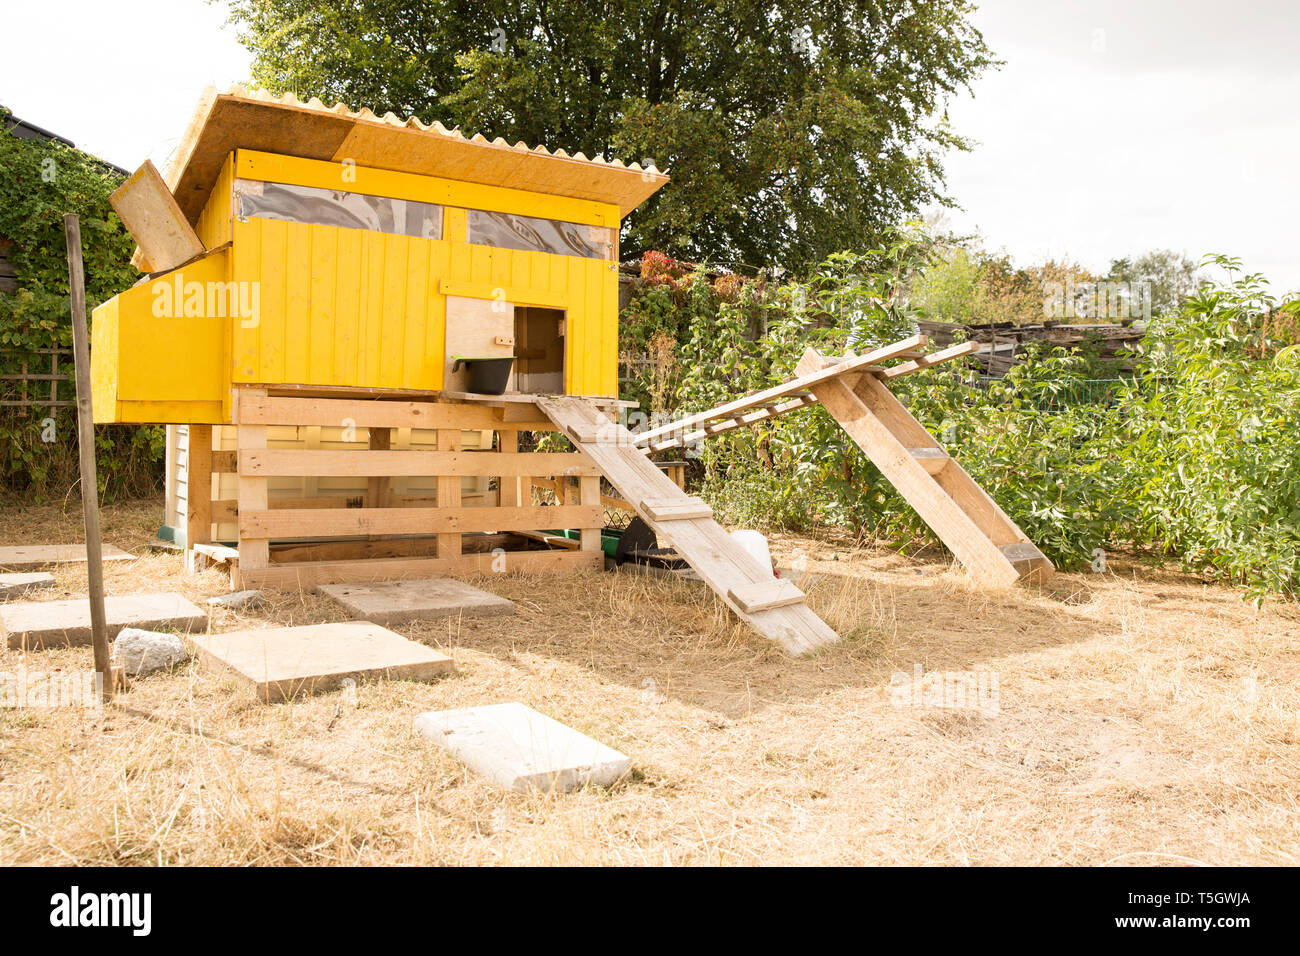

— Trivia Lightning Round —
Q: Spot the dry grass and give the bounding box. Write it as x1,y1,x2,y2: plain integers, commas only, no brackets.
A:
1,499,1298,865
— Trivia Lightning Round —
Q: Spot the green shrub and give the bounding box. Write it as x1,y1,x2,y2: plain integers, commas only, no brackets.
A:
626,245,1300,600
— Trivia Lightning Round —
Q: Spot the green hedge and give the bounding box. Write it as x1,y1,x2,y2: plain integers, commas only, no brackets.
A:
0,110,163,501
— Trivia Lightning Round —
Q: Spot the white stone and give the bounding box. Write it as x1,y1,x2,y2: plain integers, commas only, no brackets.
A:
112,628,191,677
414,702,631,794
207,589,267,610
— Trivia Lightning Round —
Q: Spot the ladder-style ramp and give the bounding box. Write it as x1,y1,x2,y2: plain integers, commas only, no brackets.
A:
794,348,1054,587
535,396,839,656
630,334,1053,588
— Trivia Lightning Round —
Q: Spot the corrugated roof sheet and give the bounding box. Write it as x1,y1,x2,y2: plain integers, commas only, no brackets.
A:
163,85,669,222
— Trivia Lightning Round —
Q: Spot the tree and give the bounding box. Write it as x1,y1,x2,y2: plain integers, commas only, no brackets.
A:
225,0,996,271
1106,249,1200,319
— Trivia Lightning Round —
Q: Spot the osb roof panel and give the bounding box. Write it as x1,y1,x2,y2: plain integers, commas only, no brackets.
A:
165,86,669,222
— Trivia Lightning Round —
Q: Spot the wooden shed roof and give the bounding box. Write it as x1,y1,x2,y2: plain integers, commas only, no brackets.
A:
163,85,669,222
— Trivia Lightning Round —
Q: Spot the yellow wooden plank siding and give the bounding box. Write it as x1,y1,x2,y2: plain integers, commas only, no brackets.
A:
230,218,616,395
193,152,234,249
90,249,231,424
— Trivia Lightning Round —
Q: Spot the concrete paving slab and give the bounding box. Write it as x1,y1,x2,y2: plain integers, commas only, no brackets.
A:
318,578,514,626
414,702,631,794
0,572,56,599
1,593,207,650
0,544,132,570
189,621,454,703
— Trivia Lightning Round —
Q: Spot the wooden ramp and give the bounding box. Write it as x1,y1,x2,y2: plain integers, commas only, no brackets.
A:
632,335,1053,588
794,347,1053,587
536,396,838,656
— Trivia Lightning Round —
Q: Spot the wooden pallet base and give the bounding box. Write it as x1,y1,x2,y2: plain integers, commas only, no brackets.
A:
236,547,601,590
182,388,610,590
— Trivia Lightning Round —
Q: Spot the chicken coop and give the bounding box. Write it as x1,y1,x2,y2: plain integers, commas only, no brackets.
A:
92,85,668,588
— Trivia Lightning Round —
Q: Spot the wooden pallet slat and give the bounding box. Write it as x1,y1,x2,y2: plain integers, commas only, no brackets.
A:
238,448,600,478
240,504,603,539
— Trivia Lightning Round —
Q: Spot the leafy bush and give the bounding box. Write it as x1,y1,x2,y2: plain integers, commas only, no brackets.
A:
0,111,163,502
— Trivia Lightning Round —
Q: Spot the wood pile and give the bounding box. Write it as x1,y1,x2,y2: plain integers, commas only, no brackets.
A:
917,320,1145,376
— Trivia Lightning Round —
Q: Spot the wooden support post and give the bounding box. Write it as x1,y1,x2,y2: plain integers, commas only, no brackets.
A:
184,423,213,572
64,214,112,701
236,389,269,579
367,425,391,541
436,428,461,558
497,430,519,506
579,475,602,553
796,349,1051,586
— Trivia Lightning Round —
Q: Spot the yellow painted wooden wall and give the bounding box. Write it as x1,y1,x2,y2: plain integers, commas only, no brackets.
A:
228,221,618,396
92,148,622,424
194,153,234,249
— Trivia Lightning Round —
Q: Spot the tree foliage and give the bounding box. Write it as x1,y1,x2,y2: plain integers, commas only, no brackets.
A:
225,0,996,270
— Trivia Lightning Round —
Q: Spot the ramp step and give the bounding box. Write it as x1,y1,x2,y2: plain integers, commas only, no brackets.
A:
568,422,618,444
727,579,806,613
999,541,1047,574
908,447,951,474
639,496,713,521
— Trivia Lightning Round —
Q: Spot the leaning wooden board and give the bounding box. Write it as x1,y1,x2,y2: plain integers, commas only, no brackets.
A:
537,396,838,656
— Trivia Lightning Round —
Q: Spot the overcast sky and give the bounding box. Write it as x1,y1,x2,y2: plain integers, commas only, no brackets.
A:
2,0,1295,292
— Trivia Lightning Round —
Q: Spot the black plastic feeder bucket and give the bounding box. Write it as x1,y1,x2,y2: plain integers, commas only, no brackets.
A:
452,356,515,395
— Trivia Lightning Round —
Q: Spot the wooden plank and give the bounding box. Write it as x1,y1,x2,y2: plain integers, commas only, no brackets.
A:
638,496,713,521
646,394,818,452
436,428,462,559
193,542,240,562
878,341,981,379
240,548,603,589
579,476,602,552
237,393,553,430
184,424,213,570
727,579,805,613
633,335,927,448
512,530,581,550
211,449,237,473
235,389,269,572
0,544,132,570
497,431,520,507
797,349,1051,586
241,505,603,539
110,160,205,273
238,449,601,478
367,424,391,506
